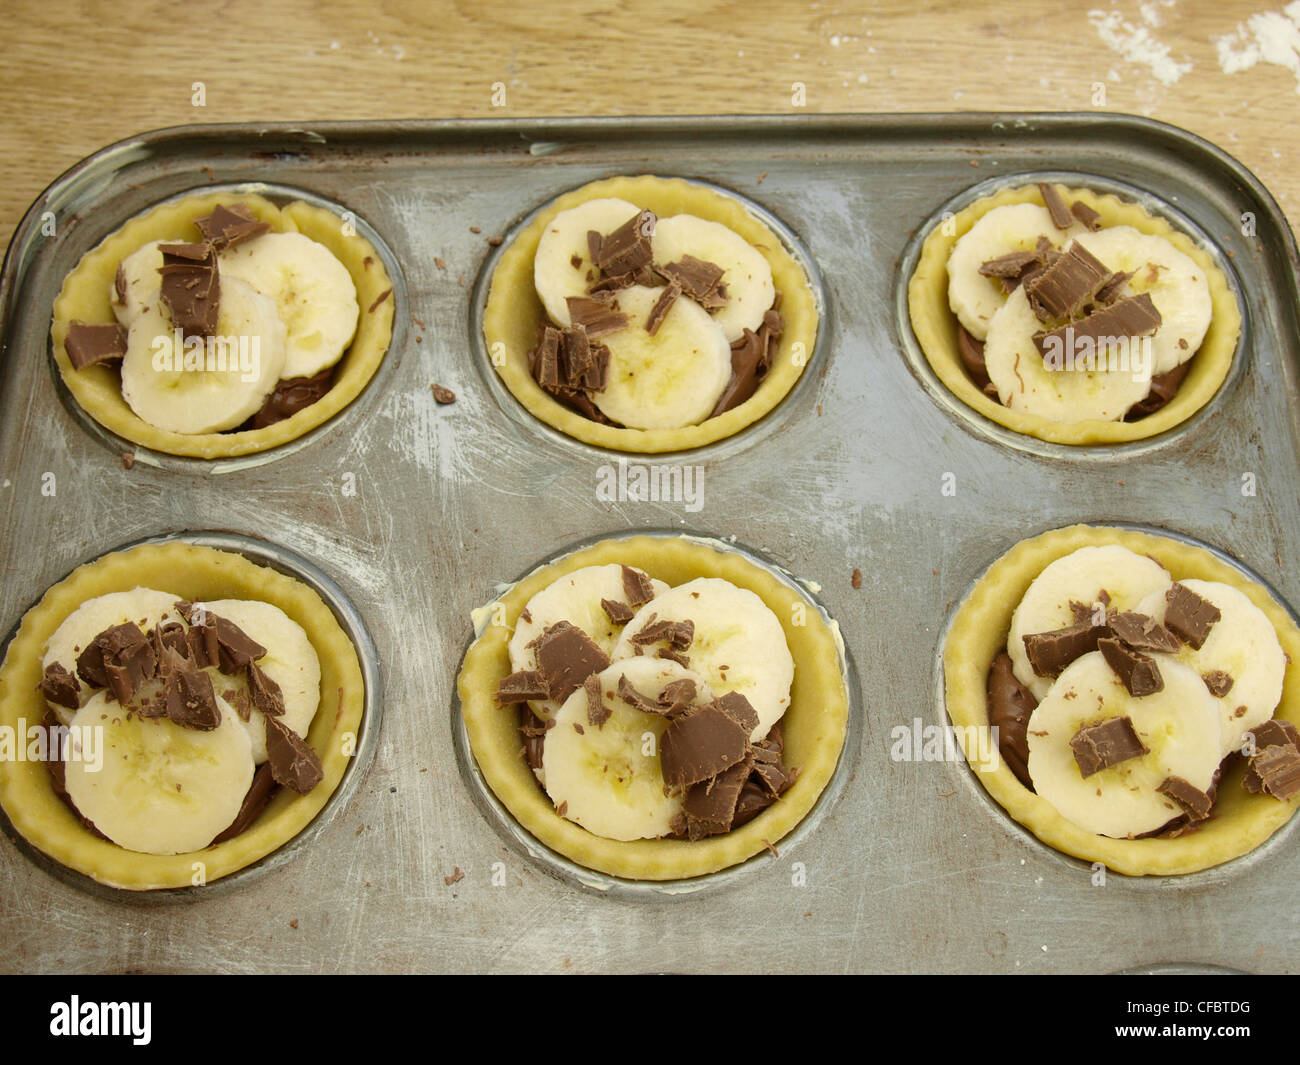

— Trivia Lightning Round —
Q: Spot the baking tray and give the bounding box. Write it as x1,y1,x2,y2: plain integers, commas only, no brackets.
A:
1,114,1298,974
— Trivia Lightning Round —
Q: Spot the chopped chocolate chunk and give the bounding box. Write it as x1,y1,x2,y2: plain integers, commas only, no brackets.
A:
1098,637,1164,697
584,674,610,727
247,367,334,428
1125,360,1190,421
76,623,157,704
1069,716,1149,778
681,759,752,840
38,662,80,710
565,296,629,339
713,691,759,735
495,670,549,705
586,229,602,266
531,325,562,390
656,647,691,668
979,249,1043,281
1024,243,1112,322
532,621,610,703
658,255,727,307
1032,293,1163,359
193,203,271,250
1108,611,1181,653
1247,719,1300,754
987,652,1037,789
660,701,750,789
710,327,765,416
521,708,548,769
631,617,694,651
1163,583,1221,650
1202,670,1234,697
621,565,655,608
1243,743,1300,800
186,619,220,670
223,686,252,722
161,650,221,731
1022,621,1108,679
657,678,697,715
211,762,278,843
247,660,285,717
64,322,127,370
158,242,220,338
580,341,611,392
596,210,655,278
1094,269,1134,306
150,620,191,661
264,715,324,794
600,598,634,625
182,608,267,674
559,322,593,385
1038,182,1075,230
644,282,681,337
1157,775,1214,821
431,384,456,404
956,325,995,393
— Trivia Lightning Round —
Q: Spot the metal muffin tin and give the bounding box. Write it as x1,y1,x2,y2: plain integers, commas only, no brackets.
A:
1,115,1297,974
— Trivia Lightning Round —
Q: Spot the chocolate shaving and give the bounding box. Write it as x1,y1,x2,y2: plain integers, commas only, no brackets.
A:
621,565,655,607
616,673,666,715
495,670,549,705
1024,243,1112,322
987,652,1037,789
1070,200,1104,231
114,263,127,306
1094,269,1133,306
656,647,690,668
645,283,681,336
158,242,220,338
151,620,191,662
631,617,694,651
264,715,324,794
1157,775,1213,821
530,325,562,390
38,662,80,711
956,326,998,396
532,621,610,703
223,686,252,722
1246,719,1300,754
1125,360,1190,421
566,296,629,339
559,323,592,386
1032,294,1163,358
600,598,634,625
247,660,285,717
1098,637,1164,697
1243,744,1300,801
1038,182,1075,230
660,701,750,790
64,322,127,370
521,708,548,769
1022,621,1108,679
584,674,610,727
680,759,751,840
193,203,271,250
595,210,655,278
713,691,759,735
1163,583,1221,650
657,678,698,715
1069,716,1148,778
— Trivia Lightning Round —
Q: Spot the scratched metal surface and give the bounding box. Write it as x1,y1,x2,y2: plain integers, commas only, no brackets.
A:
0,115,1298,974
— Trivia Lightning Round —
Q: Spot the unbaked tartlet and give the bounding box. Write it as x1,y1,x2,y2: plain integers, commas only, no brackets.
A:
0,539,366,890
908,180,1240,445
944,524,1300,876
456,535,849,881
482,175,819,453
51,189,395,459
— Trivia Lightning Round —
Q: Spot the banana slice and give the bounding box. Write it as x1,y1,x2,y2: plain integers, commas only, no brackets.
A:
542,658,713,840
611,577,793,742
218,232,359,380
1071,226,1212,377
651,214,775,343
947,203,1086,341
533,197,642,327
62,689,255,854
120,276,287,434
983,286,1154,423
1133,580,1286,758
195,599,321,764
591,285,732,430
508,564,668,720
1026,652,1222,838
109,239,168,326
41,588,183,723
1008,546,1172,700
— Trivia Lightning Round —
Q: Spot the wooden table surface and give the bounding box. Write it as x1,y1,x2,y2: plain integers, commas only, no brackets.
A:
3,0,1298,250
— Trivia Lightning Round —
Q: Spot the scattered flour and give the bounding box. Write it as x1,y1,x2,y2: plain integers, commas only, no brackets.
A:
1213,2,1300,92
1087,7,1193,85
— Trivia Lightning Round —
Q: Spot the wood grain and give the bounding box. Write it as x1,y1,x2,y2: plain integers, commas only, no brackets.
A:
3,0,1297,248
